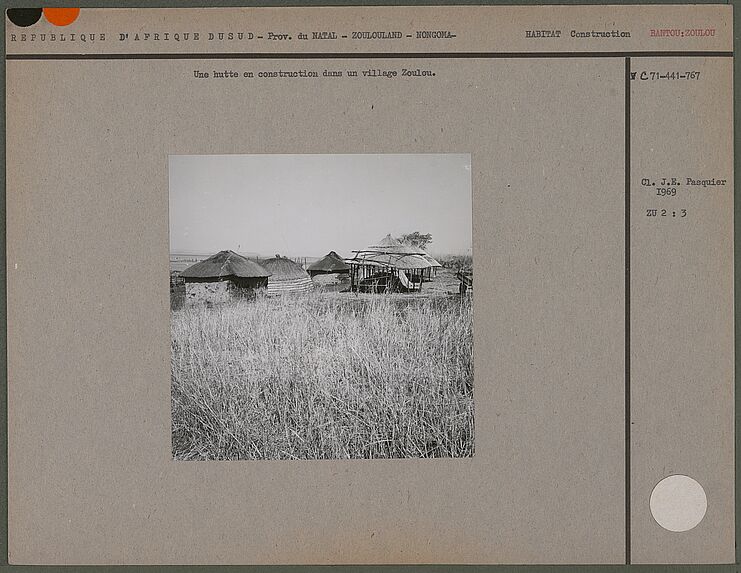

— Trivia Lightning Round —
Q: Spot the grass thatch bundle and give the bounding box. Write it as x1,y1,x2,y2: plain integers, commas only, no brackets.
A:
180,250,270,279
307,251,350,274
261,255,313,294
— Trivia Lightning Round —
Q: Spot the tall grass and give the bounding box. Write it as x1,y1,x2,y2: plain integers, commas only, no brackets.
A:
171,293,474,460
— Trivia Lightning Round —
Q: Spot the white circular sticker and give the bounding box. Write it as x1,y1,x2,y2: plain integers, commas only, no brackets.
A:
650,475,707,532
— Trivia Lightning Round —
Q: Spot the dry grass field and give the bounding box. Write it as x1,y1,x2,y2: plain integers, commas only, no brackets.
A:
171,289,474,460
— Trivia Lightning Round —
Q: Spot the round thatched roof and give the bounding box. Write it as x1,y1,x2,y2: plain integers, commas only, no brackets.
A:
368,234,424,255
261,256,311,280
349,252,432,270
416,248,443,268
349,235,432,270
375,234,401,247
180,250,270,279
307,251,350,273
421,254,443,267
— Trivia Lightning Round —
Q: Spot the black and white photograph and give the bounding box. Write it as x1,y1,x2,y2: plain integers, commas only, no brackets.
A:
170,154,473,460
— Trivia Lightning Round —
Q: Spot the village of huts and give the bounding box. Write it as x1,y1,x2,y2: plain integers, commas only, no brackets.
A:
171,234,471,307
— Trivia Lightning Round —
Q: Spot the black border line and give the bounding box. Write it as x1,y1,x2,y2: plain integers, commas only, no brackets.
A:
4,50,735,60
624,55,631,567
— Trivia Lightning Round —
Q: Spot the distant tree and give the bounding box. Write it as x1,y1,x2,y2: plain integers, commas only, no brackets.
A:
400,232,433,250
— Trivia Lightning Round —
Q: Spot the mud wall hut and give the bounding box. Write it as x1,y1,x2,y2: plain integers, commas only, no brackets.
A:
180,250,270,304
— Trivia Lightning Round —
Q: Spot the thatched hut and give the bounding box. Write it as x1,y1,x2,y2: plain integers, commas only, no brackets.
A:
180,250,270,304
306,251,350,289
307,251,350,277
417,247,442,274
347,234,433,293
399,243,442,281
261,255,313,295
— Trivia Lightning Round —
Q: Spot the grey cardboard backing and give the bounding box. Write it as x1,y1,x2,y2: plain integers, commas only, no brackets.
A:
4,5,735,565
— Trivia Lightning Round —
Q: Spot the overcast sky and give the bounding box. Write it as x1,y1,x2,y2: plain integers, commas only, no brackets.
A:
169,154,472,258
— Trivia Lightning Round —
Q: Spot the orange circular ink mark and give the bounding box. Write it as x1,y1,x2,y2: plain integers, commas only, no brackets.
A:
43,7,79,26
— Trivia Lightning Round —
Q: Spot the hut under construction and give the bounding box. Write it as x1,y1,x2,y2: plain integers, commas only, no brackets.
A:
180,250,270,304
347,234,434,293
398,242,443,281
416,247,443,279
261,255,313,295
